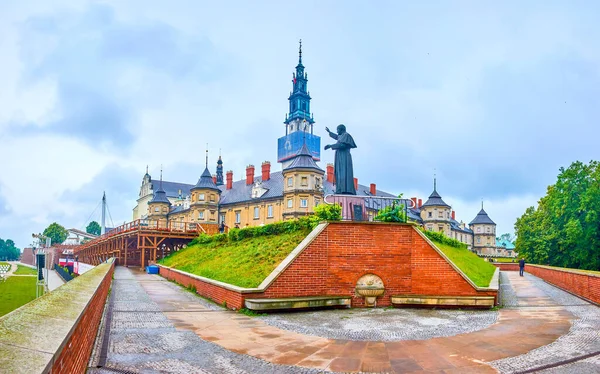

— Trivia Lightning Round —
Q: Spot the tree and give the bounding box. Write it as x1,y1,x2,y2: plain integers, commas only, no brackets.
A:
86,221,101,236
515,161,600,270
0,238,20,260
42,222,68,246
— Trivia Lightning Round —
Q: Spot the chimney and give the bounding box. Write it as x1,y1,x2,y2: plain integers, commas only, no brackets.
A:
326,163,334,184
212,175,217,184
226,170,233,190
261,161,271,181
452,210,456,220
411,197,417,208
370,183,376,195
418,198,423,208
246,165,255,185
354,178,358,191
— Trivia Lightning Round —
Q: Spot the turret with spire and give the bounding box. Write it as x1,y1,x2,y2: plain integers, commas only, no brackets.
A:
215,152,224,186
420,175,452,236
147,167,171,224
190,147,220,222
469,200,497,255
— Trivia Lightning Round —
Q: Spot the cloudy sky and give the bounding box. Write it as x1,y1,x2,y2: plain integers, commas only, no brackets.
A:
1,1,598,248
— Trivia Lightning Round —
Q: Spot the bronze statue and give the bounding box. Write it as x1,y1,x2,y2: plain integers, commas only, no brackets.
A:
325,124,357,195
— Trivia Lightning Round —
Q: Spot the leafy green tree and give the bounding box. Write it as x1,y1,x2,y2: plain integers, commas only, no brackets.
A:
496,233,515,244
86,221,101,236
313,203,342,221
42,222,68,246
515,161,600,270
0,238,20,260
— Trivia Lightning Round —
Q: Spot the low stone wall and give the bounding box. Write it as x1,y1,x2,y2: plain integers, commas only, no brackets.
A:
526,264,600,305
159,222,498,309
493,263,520,271
0,259,114,373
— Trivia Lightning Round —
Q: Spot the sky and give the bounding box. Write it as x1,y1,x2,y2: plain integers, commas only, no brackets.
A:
1,1,599,249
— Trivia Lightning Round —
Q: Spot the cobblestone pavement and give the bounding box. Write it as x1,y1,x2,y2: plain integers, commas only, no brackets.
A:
90,267,323,374
259,307,498,341
490,272,600,373
94,268,600,373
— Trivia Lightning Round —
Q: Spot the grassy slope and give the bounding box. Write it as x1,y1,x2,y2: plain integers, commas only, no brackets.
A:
0,262,9,267
494,257,519,263
159,230,310,288
433,241,497,287
0,276,37,317
13,265,37,275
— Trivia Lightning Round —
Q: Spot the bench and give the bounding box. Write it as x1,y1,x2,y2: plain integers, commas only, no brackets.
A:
244,296,352,311
391,295,495,308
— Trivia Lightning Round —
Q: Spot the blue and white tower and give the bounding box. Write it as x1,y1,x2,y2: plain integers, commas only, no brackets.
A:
277,40,321,168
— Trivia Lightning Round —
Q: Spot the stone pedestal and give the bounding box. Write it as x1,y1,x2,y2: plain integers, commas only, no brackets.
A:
336,196,366,221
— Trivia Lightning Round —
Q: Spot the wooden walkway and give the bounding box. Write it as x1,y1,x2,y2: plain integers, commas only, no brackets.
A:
74,220,217,269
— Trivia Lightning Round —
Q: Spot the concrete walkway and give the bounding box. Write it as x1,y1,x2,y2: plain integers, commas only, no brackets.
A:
95,268,600,373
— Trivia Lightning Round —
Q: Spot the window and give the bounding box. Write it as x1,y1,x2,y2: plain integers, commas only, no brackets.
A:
426,224,433,231
315,177,321,188
210,194,215,202
198,211,204,220
428,212,432,218
287,177,293,187
301,176,308,186
315,198,320,206
199,193,205,201
477,227,481,233
438,211,443,218
486,227,490,233
287,199,293,208
300,199,308,208
438,225,443,232
267,205,273,218
477,237,481,244
220,214,225,223
447,212,450,219
254,207,259,219
235,211,241,223
154,207,159,212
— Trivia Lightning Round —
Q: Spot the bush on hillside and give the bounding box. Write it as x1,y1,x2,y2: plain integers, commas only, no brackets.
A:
420,228,467,249
313,203,342,221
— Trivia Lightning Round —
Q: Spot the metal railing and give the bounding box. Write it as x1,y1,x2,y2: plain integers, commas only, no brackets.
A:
74,219,211,252
324,194,416,222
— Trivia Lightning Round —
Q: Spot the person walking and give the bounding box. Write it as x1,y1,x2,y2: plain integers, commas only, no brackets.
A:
519,258,525,277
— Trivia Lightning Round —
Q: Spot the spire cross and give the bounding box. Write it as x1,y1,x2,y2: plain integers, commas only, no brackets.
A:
205,144,209,168
160,165,163,189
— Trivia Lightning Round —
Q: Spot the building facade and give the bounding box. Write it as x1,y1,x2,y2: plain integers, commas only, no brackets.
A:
131,43,499,256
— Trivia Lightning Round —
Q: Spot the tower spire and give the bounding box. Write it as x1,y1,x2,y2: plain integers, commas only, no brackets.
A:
146,165,148,174
205,144,209,168
433,169,437,191
160,165,163,190
299,39,302,64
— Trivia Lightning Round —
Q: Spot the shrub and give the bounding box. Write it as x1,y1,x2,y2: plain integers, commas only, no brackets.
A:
420,227,467,249
313,203,342,221
374,199,406,223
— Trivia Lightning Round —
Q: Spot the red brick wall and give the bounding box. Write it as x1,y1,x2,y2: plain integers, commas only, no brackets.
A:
20,247,35,266
159,223,496,308
251,223,495,307
159,266,245,309
493,263,520,271
526,265,600,305
51,262,115,373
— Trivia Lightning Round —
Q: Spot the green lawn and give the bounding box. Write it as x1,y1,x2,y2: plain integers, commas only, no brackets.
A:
433,241,497,287
0,262,9,267
493,257,518,263
159,229,310,288
0,276,37,317
13,265,37,275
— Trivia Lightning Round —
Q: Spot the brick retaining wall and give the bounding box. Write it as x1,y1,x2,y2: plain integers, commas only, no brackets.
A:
493,263,520,271
0,260,114,373
159,222,497,309
525,264,600,305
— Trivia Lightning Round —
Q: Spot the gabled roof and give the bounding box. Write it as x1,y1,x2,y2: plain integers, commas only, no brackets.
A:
150,180,193,198
450,219,474,234
496,239,515,250
283,143,323,172
469,208,496,225
192,167,220,192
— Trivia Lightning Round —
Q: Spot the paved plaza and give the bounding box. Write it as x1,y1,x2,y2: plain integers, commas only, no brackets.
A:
89,267,600,373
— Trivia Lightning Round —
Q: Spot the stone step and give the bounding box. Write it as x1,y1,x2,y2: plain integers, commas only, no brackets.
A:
244,296,352,311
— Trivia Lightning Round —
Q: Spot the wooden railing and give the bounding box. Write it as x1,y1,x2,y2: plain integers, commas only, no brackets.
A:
75,219,206,252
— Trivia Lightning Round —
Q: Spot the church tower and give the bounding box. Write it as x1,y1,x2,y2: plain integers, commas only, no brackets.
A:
277,40,321,168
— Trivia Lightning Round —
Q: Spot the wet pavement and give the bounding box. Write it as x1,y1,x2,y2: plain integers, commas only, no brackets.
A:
90,268,600,373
